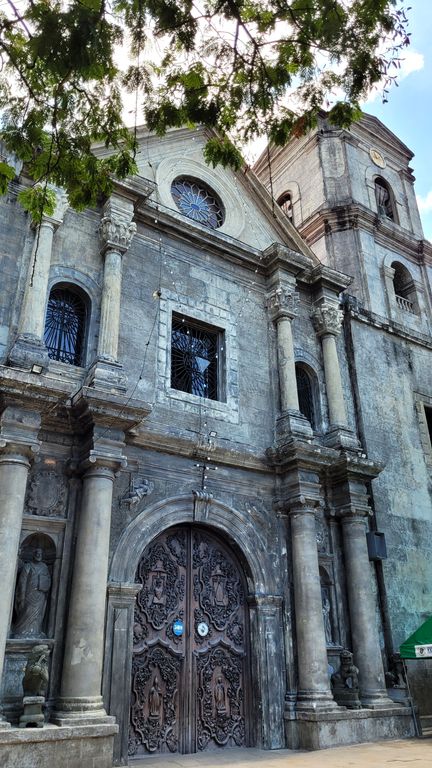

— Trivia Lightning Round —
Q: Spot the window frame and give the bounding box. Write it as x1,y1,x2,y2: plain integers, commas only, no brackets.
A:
44,282,88,367
170,312,226,402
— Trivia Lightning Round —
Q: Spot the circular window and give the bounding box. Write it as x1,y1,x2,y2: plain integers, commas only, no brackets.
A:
171,177,224,229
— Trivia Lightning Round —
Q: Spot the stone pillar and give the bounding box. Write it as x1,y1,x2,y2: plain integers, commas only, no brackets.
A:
267,286,312,440
8,190,68,370
341,511,395,709
290,499,337,711
312,302,347,426
53,428,126,724
0,407,40,727
86,197,136,392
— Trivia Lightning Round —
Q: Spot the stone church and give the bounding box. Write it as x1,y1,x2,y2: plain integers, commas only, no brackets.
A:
0,112,431,767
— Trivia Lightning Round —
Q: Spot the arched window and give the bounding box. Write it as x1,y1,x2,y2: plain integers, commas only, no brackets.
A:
391,261,417,313
295,363,319,429
375,178,395,220
44,285,87,365
277,191,294,223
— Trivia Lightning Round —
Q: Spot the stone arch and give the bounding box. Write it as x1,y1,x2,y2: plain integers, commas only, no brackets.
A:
106,493,286,762
110,493,274,596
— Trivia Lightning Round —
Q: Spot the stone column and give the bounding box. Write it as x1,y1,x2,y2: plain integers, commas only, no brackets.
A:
290,499,337,711
8,190,68,370
342,511,395,709
87,197,136,392
98,197,136,361
53,427,126,724
267,286,312,440
312,302,347,427
0,407,40,727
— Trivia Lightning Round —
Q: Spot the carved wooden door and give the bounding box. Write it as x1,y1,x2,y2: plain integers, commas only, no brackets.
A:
129,525,250,758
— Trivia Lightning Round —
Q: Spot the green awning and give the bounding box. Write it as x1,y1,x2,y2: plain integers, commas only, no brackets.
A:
400,616,432,659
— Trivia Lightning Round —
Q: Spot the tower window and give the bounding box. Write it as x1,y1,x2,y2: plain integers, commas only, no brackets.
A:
375,178,394,220
44,286,86,366
171,314,223,400
295,363,319,429
277,192,294,223
391,261,417,314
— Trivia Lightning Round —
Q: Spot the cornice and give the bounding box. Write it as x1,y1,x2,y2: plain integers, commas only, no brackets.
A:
298,203,431,266
344,299,432,350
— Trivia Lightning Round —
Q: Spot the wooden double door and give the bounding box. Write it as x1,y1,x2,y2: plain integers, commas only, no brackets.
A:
128,525,251,757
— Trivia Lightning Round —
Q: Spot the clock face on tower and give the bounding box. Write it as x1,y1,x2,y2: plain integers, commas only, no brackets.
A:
369,148,386,169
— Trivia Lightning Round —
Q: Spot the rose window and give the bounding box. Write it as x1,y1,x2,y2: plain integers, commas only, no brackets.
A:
171,177,224,229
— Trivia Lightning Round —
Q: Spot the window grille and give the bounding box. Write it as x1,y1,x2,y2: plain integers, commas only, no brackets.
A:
171,177,224,230
44,287,86,366
296,365,315,428
171,316,220,399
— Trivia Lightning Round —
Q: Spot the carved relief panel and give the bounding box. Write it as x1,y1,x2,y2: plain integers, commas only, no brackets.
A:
25,466,68,518
129,526,250,758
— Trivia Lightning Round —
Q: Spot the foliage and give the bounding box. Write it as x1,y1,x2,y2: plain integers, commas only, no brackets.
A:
0,1,410,210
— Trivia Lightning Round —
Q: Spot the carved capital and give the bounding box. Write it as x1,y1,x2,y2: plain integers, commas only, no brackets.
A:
288,494,323,517
99,197,136,255
267,286,299,321
312,302,343,337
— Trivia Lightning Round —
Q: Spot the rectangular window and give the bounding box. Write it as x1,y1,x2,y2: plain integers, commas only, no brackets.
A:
171,314,224,401
425,406,432,447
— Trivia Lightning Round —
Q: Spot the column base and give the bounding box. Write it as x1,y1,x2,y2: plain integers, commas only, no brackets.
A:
86,358,127,394
51,696,115,726
296,688,341,713
276,410,313,446
8,334,50,372
323,424,360,450
360,690,400,710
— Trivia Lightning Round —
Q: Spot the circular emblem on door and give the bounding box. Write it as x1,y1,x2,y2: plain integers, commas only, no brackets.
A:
197,622,209,637
172,619,184,636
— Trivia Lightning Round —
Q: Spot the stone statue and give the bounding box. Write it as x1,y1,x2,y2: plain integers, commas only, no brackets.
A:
23,644,50,697
331,650,362,709
321,587,334,645
13,547,51,637
19,644,51,728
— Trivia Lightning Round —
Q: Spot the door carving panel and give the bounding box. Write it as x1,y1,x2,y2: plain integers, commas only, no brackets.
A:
129,526,250,758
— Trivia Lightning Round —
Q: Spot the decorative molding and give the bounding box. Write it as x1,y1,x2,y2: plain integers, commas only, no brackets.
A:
266,286,299,320
25,469,68,518
99,197,136,255
312,303,343,337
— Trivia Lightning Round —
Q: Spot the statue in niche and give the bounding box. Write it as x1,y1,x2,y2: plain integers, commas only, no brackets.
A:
321,586,334,645
331,650,362,709
148,676,162,720
13,547,51,637
214,676,227,714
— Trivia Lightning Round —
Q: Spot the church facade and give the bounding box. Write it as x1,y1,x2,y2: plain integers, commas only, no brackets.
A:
0,114,430,767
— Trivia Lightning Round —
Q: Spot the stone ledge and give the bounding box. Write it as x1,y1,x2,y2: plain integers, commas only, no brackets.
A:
286,706,415,751
0,722,118,744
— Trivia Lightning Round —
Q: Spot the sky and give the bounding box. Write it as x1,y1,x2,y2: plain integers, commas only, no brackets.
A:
362,1,432,240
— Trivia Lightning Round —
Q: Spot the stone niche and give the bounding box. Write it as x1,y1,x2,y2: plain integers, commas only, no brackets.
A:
4,532,58,724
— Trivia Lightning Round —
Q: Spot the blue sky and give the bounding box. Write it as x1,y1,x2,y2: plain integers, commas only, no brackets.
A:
364,2,432,240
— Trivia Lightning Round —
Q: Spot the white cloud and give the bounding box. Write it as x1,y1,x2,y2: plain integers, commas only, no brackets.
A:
417,191,432,214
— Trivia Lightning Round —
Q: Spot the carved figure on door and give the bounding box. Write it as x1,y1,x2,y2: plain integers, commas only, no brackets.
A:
211,565,227,606
214,676,226,714
13,548,51,637
149,676,162,720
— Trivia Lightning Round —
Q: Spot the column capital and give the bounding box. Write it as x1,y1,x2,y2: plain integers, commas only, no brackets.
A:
288,495,324,517
0,406,41,461
266,286,299,321
100,196,136,255
311,302,343,337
